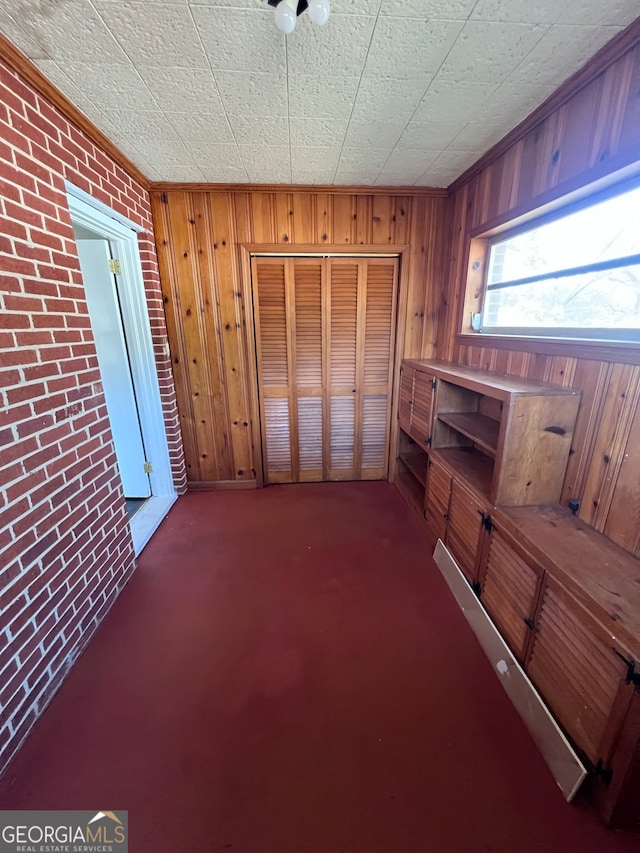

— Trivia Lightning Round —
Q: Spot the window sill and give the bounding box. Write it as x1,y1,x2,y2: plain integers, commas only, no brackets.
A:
455,333,640,366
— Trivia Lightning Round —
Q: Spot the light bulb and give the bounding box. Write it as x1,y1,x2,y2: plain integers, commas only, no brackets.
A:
308,0,330,26
275,0,297,33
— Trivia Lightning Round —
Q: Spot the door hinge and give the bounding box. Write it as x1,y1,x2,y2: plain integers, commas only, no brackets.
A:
431,378,436,390
524,617,537,631
612,649,640,690
471,581,482,598
481,513,493,533
143,461,153,474
425,436,432,447
108,258,121,274
594,758,613,786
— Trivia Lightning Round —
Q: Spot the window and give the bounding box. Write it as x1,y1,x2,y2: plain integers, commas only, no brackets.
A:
478,182,640,342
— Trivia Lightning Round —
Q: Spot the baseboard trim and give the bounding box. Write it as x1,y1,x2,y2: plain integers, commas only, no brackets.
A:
187,480,257,491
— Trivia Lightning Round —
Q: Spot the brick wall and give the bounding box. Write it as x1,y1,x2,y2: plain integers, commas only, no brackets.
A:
0,58,186,774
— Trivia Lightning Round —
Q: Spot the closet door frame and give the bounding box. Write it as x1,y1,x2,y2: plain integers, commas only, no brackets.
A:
239,243,411,487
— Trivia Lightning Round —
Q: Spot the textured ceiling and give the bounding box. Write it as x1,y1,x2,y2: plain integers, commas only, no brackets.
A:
1,1,638,186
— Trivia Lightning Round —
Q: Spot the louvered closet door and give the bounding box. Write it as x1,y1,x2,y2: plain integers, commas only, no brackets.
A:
253,256,398,484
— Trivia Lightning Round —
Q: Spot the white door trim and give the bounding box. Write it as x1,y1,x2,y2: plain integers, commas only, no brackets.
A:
68,186,177,554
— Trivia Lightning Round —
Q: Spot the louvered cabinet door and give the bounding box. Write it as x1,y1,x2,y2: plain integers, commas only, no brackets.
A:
525,577,629,766
361,258,398,479
446,478,485,584
253,258,293,483
410,370,434,449
294,259,324,481
328,260,359,479
424,456,451,543
479,527,544,662
399,366,414,434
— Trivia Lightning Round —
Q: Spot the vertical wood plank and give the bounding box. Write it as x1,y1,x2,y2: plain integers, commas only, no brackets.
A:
333,194,355,243
291,192,315,243
209,192,254,480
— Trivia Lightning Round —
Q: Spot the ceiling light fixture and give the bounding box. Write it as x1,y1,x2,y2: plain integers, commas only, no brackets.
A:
268,0,330,34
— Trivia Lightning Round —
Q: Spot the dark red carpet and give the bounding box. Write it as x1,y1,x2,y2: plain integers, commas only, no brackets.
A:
0,483,637,852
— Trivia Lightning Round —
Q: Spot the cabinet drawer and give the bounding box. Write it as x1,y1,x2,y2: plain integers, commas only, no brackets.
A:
526,577,629,765
480,528,544,661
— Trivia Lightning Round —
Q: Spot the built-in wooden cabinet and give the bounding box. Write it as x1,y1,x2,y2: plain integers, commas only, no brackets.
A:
394,359,640,828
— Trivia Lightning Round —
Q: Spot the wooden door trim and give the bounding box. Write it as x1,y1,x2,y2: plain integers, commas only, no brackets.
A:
240,243,411,487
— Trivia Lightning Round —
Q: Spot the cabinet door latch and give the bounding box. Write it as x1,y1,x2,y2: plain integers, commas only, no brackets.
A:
612,649,640,690
594,758,613,786
480,512,493,533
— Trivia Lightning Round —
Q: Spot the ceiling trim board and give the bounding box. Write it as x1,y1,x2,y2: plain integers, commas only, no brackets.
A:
0,33,149,189
149,182,448,197
448,15,640,195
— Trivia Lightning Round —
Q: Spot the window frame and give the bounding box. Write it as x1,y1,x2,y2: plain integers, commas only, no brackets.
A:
458,173,640,362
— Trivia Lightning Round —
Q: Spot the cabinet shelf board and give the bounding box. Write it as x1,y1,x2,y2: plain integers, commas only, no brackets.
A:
438,411,499,458
399,449,428,487
434,447,494,499
396,459,425,514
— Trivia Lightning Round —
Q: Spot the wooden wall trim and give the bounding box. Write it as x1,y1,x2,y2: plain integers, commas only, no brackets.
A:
449,16,640,194
239,242,410,255
151,182,448,197
0,33,149,189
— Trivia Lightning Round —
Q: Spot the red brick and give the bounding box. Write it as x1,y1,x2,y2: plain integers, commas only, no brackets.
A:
0,255,37,277
3,199,43,228
0,312,30,330
37,265,71,284
0,216,28,241
17,415,54,439
15,241,51,263
22,362,60,381
7,382,45,404
15,329,53,346
21,190,59,221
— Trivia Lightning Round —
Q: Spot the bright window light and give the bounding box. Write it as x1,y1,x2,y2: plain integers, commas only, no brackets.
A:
481,182,640,342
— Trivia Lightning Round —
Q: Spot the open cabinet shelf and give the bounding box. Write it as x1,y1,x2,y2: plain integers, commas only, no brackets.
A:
396,428,428,515
437,411,499,459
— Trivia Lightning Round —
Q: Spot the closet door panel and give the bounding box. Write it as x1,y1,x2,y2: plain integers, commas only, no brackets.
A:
254,256,398,484
253,258,294,482
361,258,397,479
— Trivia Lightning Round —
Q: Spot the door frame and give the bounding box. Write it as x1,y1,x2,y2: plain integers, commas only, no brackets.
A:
238,243,411,487
67,182,177,554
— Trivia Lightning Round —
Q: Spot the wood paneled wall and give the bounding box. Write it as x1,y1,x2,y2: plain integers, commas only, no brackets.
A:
151,189,449,487
437,22,640,557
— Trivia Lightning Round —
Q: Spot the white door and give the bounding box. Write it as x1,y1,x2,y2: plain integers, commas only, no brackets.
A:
77,239,151,498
